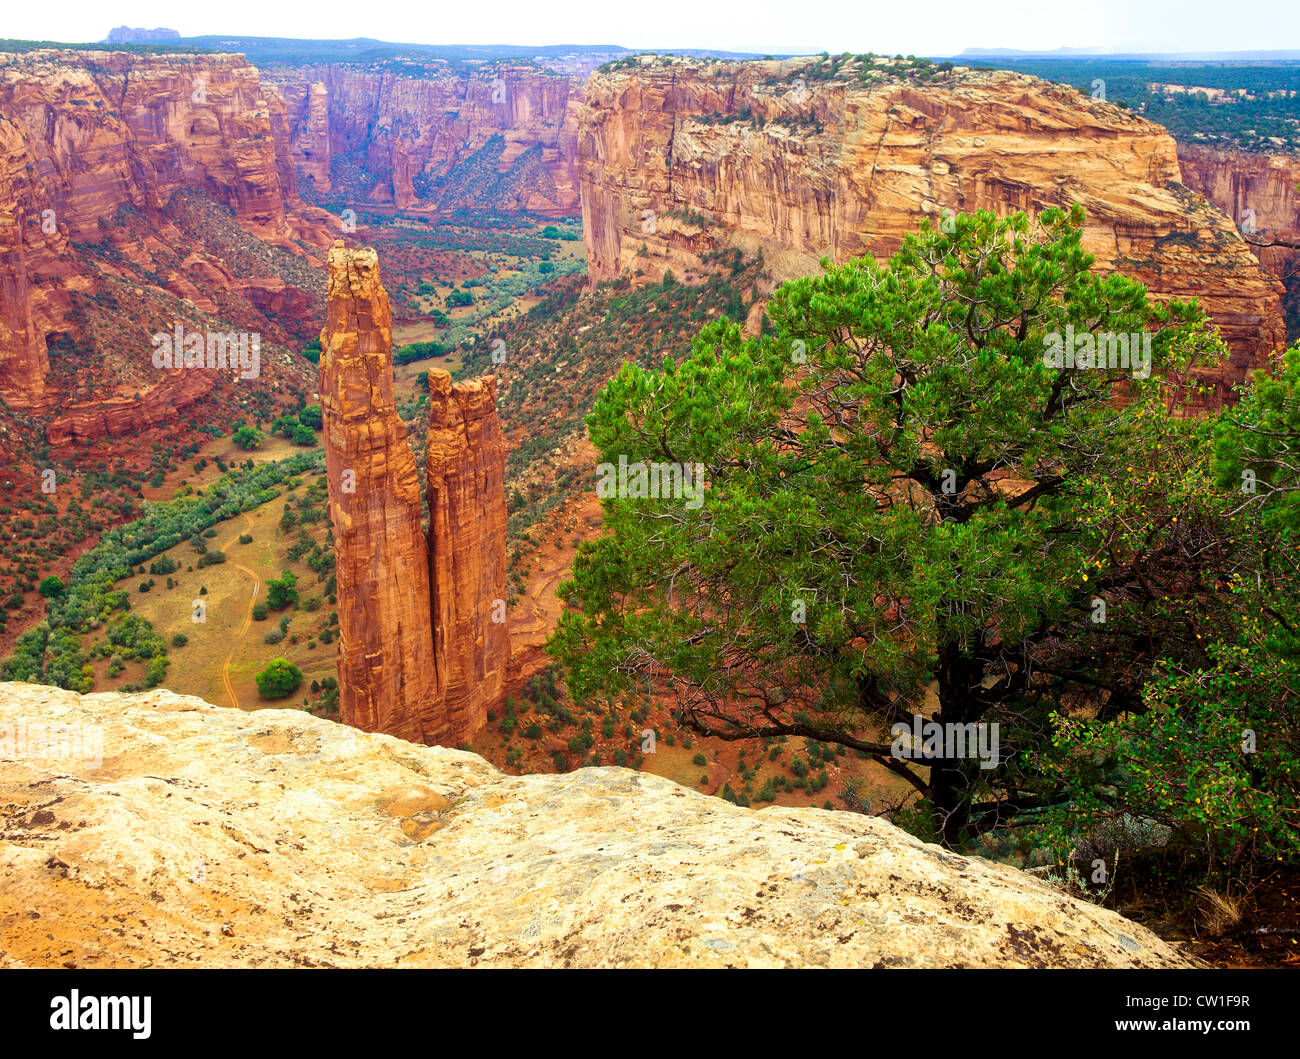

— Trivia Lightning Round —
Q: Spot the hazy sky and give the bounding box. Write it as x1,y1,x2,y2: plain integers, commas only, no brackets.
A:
6,0,1298,56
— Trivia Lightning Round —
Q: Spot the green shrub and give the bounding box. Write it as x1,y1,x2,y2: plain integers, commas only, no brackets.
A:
144,654,169,688
232,424,263,450
255,658,303,699
266,571,298,610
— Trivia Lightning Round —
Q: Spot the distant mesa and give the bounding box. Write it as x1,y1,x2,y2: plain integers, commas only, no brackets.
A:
103,27,182,43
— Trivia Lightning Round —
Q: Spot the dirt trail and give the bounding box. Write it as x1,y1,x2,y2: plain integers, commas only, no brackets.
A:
218,513,260,710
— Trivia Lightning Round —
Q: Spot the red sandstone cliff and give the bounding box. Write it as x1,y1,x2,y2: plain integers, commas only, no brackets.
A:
0,113,59,407
1178,144,1300,323
0,49,333,418
0,51,295,242
266,65,583,214
578,58,1287,397
277,80,333,193
320,241,507,746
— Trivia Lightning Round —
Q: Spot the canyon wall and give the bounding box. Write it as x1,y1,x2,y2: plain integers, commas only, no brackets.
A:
266,65,583,215
0,682,1192,968
578,59,1287,398
0,114,60,407
0,49,333,415
1178,144,1300,334
320,242,507,745
0,50,297,244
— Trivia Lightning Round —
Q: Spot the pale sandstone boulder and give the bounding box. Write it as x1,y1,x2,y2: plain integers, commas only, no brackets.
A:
0,683,1191,968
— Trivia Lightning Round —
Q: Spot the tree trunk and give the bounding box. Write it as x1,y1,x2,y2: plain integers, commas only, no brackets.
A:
931,643,985,847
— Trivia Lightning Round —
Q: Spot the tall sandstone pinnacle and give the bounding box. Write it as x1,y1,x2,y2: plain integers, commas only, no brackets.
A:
319,242,443,743
426,370,511,742
319,240,508,746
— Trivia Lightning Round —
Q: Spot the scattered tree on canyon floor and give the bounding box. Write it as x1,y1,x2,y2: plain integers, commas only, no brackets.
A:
551,204,1272,856
232,424,263,450
255,657,303,700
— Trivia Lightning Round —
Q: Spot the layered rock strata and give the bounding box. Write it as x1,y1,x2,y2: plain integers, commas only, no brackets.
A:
319,242,506,745
0,48,332,413
0,682,1194,968
319,242,443,743
1178,144,1300,334
45,366,218,446
267,65,583,213
578,60,1287,398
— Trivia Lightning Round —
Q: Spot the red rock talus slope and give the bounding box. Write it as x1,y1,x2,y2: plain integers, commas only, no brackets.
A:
267,65,583,214
578,59,1286,399
320,242,508,746
426,369,510,742
0,48,334,416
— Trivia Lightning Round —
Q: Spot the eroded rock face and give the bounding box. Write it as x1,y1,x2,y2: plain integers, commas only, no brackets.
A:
320,244,508,746
45,366,219,446
1178,145,1300,333
277,80,333,193
319,242,444,744
0,48,331,413
0,50,295,242
426,370,510,741
0,116,57,408
579,61,1287,400
0,683,1194,968
266,65,583,214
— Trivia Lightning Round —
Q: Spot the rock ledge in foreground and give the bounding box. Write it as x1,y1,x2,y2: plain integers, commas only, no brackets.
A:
0,683,1191,968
